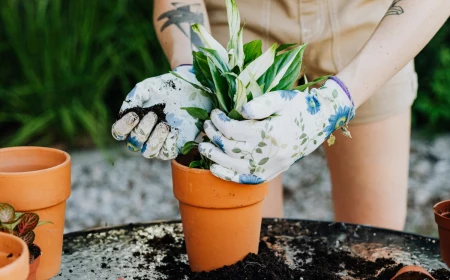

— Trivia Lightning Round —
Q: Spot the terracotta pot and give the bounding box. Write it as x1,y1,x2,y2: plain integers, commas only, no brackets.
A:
391,265,435,280
27,256,40,280
0,232,29,280
171,159,269,272
434,200,450,267
0,147,71,280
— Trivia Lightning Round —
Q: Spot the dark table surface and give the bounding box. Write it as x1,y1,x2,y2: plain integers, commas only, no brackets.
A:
55,219,447,279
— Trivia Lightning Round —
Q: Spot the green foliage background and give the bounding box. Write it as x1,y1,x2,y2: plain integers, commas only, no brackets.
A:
0,0,448,149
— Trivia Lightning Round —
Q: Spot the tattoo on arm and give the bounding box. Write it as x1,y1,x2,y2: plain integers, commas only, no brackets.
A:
384,0,404,17
157,3,205,49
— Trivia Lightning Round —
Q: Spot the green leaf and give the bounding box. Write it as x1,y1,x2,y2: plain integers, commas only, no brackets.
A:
276,43,297,53
193,51,214,89
228,109,244,120
200,47,230,73
181,141,198,155
256,148,262,153
189,160,203,168
37,221,53,227
0,203,15,223
261,131,266,139
294,75,330,91
195,120,204,132
258,157,269,165
191,24,228,63
301,138,307,145
233,77,247,110
238,43,277,87
226,0,244,70
259,44,307,92
181,107,210,120
170,71,210,93
248,75,264,99
243,40,262,67
232,148,241,153
300,133,307,138
207,57,231,113
258,142,267,147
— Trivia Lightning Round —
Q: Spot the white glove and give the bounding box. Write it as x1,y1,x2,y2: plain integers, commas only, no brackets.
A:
111,65,212,159
198,77,355,184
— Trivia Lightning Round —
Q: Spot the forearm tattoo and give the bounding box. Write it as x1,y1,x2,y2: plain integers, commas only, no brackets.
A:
384,0,404,17
157,3,205,48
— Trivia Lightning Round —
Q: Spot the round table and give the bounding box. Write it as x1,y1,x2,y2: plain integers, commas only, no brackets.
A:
55,219,447,279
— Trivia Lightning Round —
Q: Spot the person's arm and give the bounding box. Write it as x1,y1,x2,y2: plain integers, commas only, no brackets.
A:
337,0,450,108
153,0,210,70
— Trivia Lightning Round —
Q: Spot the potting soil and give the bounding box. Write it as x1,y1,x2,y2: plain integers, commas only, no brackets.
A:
150,220,450,280
57,219,450,280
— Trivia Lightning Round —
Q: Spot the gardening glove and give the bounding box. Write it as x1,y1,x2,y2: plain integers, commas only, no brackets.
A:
111,65,212,159
198,77,355,184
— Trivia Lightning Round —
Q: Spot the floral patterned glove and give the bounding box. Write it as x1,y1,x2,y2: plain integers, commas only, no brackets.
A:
111,65,212,160
198,77,355,184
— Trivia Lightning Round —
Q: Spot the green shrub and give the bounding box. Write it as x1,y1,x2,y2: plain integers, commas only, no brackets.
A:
0,0,447,149
0,0,169,148
413,23,450,133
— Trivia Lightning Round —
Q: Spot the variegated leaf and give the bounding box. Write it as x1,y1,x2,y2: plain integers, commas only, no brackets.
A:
14,213,39,236
191,24,228,64
238,43,277,87
21,230,35,245
233,77,247,110
0,203,15,223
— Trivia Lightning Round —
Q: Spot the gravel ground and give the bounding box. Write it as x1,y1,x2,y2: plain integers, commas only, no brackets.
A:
66,133,450,238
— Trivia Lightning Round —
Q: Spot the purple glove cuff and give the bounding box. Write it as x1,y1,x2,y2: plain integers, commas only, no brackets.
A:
328,76,354,107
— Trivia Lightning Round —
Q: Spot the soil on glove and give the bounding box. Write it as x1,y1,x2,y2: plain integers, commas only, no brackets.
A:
134,220,450,280
117,103,166,123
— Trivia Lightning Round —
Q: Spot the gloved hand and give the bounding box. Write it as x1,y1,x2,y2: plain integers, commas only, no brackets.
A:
111,65,212,159
198,77,355,184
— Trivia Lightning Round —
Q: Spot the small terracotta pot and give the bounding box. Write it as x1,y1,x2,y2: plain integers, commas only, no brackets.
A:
391,265,435,280
27,256,40,280
0,147,71,280
0,232,29,280
434,200,450,267
171,159,269,272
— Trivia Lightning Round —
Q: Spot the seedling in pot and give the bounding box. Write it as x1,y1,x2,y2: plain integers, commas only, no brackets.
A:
0,203,52,264
173,0,329,169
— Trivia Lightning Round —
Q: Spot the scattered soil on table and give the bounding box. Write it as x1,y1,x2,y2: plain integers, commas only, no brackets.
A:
132,220,450,280
117,103,166,123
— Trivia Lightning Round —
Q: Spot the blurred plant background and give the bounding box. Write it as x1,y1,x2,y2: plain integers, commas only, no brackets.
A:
0,0,448,149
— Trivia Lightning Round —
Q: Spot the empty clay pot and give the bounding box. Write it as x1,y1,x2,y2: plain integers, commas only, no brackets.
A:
391,265,435,280
0,146,71,279
0,232,29,280
171,159,269,272
434,200,450,267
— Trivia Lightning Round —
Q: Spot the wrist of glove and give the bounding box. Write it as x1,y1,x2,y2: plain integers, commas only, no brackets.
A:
198,76,355,184
111,64,212,160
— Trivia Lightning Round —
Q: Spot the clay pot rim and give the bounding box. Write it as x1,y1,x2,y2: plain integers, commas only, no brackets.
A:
0,232,29,276
434,200,450,219
391,265,435,280
171,159,210,175
0,146,70,176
